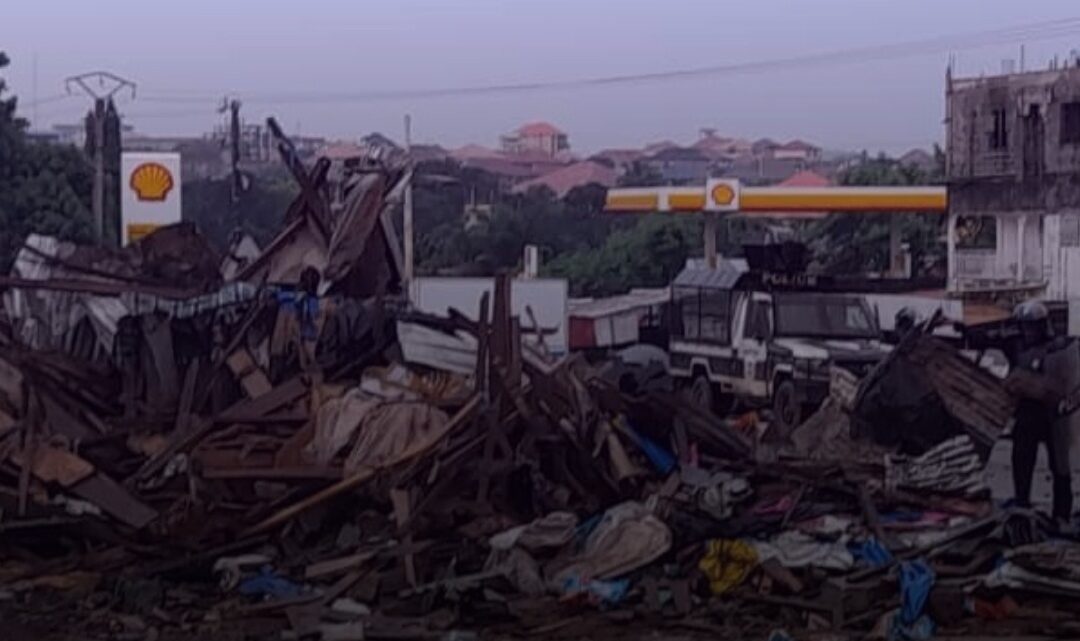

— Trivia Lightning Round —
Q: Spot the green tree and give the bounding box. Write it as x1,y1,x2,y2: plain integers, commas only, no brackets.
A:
802,151,945,276
408,156,692,294
182,166,299,250
0,52,93,269
546,215,702,296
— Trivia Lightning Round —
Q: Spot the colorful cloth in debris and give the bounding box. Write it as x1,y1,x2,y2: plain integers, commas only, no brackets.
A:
699,539,758,595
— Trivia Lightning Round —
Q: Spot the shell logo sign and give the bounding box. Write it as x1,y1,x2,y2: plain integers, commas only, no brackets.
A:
710,183,736,206
129,162,175,202
121,152,182,245
705,178,740,212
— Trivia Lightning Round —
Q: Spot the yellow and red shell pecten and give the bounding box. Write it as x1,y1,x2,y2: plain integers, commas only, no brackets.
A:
129,162,175,201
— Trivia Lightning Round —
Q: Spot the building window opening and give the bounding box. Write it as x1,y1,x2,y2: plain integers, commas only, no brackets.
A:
955,216,997,250
1061,102,1080,145
990,108,1009,150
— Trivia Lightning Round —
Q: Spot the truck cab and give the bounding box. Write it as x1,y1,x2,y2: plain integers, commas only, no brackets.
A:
668,260,889,435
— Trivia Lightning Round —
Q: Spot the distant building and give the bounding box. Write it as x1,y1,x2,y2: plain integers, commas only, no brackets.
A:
639,146,713,185
643,140,679,155
779,169,831,187
499,122,569,157
589,148,644,175
757,170,833,220
721,156,806,185
692,131,752,161
899,148,936,173
772,140,822,162
457,156,536,191
450,144,501,162
945,62,1080,299
362,132,400,152
752,138,780,157
410,144,449,163
292,135,326,160
209,123,275,164
317,141,366,162
511,161,617,198
26,130,62,145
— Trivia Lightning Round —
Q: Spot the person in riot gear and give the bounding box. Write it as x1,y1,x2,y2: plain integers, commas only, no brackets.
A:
1007,301,1074,525
895,306,919,337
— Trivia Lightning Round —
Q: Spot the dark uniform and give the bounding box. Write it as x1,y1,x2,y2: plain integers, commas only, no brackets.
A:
1009,301,1074,522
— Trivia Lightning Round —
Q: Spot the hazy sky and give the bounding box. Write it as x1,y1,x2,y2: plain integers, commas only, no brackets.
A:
4,1,1080,154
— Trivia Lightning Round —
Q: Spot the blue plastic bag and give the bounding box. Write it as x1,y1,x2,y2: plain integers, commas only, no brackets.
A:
850,538,894,568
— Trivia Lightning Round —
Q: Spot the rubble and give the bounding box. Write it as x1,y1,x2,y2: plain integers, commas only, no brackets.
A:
3,129,1080,641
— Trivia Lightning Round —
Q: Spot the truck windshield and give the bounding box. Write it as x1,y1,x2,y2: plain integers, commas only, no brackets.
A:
773,293,877,339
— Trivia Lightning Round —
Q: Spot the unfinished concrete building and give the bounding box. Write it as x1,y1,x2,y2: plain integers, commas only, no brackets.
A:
946,62,1080,301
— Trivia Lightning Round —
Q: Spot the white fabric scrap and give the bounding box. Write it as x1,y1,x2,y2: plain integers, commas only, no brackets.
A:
751,531,854,570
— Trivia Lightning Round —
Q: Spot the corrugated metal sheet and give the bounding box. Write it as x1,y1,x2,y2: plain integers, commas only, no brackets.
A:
672,262,744,290
906,337,1015,450
567,288,668,319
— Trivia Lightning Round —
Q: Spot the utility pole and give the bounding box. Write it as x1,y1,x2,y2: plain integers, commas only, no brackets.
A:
32,54,38,126
220,97,244,217
66,72,135,247
403,114,415,286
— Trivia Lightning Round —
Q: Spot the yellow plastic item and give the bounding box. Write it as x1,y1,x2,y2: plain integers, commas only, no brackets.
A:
698,539,758,595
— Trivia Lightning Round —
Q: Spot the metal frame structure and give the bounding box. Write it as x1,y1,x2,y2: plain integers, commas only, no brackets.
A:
605,179,949,269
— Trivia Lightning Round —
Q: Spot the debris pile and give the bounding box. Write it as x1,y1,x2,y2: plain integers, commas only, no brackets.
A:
3,129,1080,640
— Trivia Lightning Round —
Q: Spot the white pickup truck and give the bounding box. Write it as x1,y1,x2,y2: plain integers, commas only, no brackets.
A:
667,263,890,434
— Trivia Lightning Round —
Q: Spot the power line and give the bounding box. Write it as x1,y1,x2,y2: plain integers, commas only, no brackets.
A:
22,93,72,107
122,109,217,119
135,17,1080,106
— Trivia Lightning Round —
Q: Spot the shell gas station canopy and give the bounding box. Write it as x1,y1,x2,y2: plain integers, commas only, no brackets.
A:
605,178,948,215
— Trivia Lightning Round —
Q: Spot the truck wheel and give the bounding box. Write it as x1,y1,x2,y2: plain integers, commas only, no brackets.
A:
688,375,735,416
689,374,715,410
772,379,802,435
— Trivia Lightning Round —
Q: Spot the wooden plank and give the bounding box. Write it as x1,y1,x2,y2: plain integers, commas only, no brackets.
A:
227,350,272,399
508,317,522,392
40,394,97,440
305,550,378,580
324,174,387,284
216,376,309,424
135,376,309,482
492,272,511,368
275,373,323,467
13,445,95,487
17,426,36,517
142,315,180,412
71,473,158,529
475,292,490,394
175,358,201,434
475,408,500,503
203,466,343,481
389,488,417,588
241,395,480,537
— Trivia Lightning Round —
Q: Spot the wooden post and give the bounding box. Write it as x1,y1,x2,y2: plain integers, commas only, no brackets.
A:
704,213,719,269
889,214,902,278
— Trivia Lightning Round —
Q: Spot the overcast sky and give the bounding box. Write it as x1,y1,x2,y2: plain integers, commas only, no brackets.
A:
4,1,1080,154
